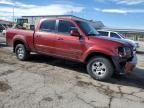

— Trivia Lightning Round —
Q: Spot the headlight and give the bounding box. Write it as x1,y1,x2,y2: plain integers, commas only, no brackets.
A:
118,47,131,57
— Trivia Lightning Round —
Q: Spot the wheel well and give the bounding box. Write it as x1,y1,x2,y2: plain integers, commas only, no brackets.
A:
85,52,115,68
13,40,24,52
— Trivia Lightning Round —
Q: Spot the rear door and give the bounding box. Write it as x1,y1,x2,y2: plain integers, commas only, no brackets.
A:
34,20,57,54
54,20,84,60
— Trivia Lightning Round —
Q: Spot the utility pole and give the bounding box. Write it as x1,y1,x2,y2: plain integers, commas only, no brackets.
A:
12,6,14,22
71,10,74,16
12,0,16,23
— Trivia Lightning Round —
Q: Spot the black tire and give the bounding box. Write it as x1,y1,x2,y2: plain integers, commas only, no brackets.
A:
87,56,114,81
15,44,30,61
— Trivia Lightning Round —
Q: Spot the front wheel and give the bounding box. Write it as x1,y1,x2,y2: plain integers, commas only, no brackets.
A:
87,56,114,81
15,44,30,61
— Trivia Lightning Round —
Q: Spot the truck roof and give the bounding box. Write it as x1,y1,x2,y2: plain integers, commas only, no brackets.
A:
22,15,88,22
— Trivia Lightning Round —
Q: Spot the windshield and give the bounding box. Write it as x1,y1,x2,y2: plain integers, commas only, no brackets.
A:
75,20,100,36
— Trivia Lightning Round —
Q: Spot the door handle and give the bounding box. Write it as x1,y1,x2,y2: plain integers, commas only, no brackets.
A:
58,38,63,40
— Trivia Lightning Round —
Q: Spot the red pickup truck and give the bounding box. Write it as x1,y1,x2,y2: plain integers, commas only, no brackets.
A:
6,17,134,81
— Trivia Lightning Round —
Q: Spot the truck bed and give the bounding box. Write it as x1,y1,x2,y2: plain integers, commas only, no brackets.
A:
6,28,34,50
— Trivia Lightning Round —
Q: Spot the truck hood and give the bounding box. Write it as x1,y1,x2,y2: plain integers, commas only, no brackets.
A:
89,36,135,50
124,39,137,47
96,36,130,45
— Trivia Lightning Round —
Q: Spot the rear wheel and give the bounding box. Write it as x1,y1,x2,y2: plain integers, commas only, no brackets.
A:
15,44,30,61
87,56,114,81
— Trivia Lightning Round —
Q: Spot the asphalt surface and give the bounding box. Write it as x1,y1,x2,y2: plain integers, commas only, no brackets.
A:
0,36,144,108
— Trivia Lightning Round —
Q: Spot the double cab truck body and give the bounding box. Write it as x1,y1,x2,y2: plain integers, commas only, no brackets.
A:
6,17,134,81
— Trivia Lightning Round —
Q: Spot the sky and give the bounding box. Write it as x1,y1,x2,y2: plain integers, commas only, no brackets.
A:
0,0,144,29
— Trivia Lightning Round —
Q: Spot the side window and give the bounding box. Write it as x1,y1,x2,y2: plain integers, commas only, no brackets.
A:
58,20,75,34
98,31,108,37
40,20,56,32
110,33,121,39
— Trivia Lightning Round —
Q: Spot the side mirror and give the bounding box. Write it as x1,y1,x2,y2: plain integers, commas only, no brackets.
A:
70,30,80,37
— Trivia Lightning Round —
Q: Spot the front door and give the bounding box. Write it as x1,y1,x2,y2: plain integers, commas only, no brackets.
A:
54,20,84,60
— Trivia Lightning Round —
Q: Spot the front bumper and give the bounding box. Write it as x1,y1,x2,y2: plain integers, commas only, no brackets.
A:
125,55,137,74
112,56,133,75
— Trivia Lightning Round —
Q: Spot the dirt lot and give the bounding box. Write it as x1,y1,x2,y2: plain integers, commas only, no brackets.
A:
0,37,144,108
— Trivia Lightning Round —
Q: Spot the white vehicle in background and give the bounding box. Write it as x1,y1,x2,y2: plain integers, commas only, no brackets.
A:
0,24,7,37
2,29,6,37
98,30,139,49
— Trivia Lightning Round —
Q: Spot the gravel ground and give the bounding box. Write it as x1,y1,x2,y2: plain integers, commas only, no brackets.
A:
0,37,144,108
